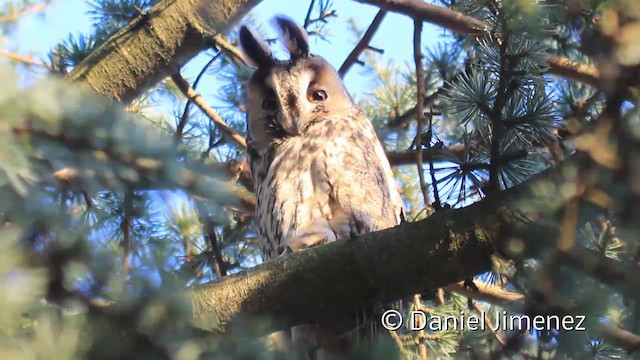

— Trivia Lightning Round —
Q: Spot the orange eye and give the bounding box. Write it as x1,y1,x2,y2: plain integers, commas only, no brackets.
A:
308,89,328,102
262,96,278,112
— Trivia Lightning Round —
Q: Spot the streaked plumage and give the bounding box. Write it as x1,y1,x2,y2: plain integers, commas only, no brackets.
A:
239,16,404,352
240,18,403,261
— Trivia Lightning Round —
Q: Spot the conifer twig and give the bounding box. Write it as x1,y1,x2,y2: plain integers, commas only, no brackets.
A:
338,10,387,77
426,113,441,210
0,49,43,66
0,2,48,23
387,69,462,128
211,35,246,67
170,73,247,148
488,6,510,192
175,53,222,140
196,202,228,277
303,0,316,29
121,192,133,278
443,280,524,306
413,19,431,212
356,0,602,88
16,126,256,212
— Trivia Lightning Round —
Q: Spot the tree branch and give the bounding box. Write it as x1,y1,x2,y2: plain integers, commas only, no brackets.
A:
444,280,525,307
175,53,222,140
67,0,261,103
171,73,247,148
53,146,465,210
452,279,640,355
355,0,601,88
190,152,597,336
338,10,387,77
413,19,431,210
0,2,48,23
20,126,256,212
0,49,43,66
357,0,488,36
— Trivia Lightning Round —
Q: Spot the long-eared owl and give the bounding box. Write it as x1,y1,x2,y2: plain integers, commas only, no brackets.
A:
240,17,404,262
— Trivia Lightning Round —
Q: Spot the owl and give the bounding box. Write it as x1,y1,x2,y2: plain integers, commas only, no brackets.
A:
240,17,404,262
239,17,404,352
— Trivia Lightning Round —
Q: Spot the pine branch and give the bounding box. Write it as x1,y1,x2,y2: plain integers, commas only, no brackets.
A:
210,34,246,67
387,70,459,128
175,53,222,140
546,55,600,89
171,73,246,148
358,0,488,36
338,10,387,77
18,126,256,212
443,280,524,307
0,1,49,23
472,301,507,346
355,0,602,89
488,11,511,192
195,202,228,277
303,0,316,29
190,152,600,335
451,280,640,355
66,0,262,103
413,19,431,212
207,146,468,196
121,191,133,278
49,144,472,215
0,49,43,66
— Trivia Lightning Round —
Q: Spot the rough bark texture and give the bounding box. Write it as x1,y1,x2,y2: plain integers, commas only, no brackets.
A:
67,0,261,103
191,153,598,336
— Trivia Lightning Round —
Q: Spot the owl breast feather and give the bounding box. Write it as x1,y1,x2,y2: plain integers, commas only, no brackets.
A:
250,114,403,260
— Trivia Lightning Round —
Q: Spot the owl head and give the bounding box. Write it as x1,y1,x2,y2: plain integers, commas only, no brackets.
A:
239,17,355,152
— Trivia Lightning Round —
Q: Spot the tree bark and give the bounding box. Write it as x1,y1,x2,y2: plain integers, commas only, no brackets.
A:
67,0,261,103
190,153,600,336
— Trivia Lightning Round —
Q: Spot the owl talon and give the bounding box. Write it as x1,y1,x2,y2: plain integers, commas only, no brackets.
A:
278,245,294,257
289,235,328,252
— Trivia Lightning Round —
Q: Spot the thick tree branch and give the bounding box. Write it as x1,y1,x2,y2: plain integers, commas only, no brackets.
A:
67,0,261,103
191,153,598,336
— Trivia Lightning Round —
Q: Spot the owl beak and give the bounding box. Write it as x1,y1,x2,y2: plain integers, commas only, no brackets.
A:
278,113,301,136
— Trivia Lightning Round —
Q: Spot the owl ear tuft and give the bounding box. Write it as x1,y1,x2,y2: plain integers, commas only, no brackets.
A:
274,16,309,60
239,25,274,68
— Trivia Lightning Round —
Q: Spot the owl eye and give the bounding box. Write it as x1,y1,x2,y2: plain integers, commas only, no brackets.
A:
262,96,278,112
307,89,328,102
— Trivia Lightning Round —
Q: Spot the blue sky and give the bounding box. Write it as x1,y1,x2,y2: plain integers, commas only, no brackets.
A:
2,0,443,94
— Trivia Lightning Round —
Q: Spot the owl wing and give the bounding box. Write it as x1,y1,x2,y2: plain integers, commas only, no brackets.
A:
310,118,404,240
